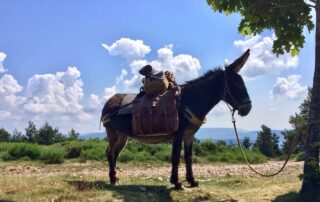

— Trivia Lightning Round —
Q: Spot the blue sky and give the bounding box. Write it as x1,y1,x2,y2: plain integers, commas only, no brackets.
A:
0,0,315,133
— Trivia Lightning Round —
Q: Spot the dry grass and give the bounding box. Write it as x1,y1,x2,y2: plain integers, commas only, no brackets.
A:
0,160,307,202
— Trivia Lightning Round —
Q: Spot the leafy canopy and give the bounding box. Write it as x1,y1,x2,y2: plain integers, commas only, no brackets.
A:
207,0,314,55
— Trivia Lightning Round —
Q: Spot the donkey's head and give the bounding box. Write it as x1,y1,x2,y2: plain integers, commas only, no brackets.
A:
223,49,251,116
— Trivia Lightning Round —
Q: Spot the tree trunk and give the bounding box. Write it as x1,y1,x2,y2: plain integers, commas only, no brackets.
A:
301,0,320,194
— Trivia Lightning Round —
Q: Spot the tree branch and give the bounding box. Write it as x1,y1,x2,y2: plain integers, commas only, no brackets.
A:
307,3,316,8
271,3,315,9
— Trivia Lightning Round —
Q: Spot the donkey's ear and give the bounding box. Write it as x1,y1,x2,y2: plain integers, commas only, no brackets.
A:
226,49,250,72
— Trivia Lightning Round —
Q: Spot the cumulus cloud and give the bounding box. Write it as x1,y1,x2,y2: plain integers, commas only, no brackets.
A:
102,38,151,60
103,85,117,100
116,69,128,84
88,94,101,109
23,67,93,123
210,102,229,116
120,44,201,91
0,52,8,73
270,75,307,100
0,74,23,95
234,35,298,79
0,74,24,110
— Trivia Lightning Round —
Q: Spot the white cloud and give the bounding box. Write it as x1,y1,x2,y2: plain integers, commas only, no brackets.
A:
0,74,23,95
120,44,201,91
103,85,117,100
0,74,24,111
150,45,201,83
234,35,298,79
116,69,128,84
89,94,101,109
0,52,8,73
102,38,151,60
209,102,229,117
270,75,307,100
23,67,91,123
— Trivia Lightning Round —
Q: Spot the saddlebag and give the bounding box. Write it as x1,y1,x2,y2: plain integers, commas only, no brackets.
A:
132,88,179,136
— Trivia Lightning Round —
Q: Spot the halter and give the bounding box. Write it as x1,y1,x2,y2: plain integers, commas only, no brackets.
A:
222,70,251,116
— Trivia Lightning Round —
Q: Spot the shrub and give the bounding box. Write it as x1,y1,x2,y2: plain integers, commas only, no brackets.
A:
154,150,171,162
201,140,217,153
62,140,106,159
118,150,134,162
80,147,105,161
40,148,65,164
4,143,41,160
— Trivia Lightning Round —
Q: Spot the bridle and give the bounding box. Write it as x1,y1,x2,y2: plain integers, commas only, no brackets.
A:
222,70,251,116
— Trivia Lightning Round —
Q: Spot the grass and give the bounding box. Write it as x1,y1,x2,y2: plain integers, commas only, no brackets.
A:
0,160,307,202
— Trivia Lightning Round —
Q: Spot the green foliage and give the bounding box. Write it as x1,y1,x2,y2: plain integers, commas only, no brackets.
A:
206,0,314,56
3,143,41,160
25,121,38,143
80,147,105,161
0,128,10,142
205,143,266,164
68,128,79,141
35,122,65,145
254,125,280,157
118,150,135,162
11,129,26,142
40,148,65,164
0,138,268,164
282,88,311,155
242,136,252,149
61,140,105,159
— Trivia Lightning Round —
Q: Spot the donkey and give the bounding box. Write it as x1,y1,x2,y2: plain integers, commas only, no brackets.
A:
101,49,252,189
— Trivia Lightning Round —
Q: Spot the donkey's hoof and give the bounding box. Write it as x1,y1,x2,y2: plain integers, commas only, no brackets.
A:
190,180,199,187
174,182,185,190
110,177,119,185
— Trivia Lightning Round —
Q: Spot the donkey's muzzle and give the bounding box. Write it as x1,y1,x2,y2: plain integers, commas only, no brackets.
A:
237,99,252,116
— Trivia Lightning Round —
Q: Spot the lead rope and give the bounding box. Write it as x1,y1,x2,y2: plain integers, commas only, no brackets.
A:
227,104,299,177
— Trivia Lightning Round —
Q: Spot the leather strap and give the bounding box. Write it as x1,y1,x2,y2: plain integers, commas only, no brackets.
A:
183,107,207,127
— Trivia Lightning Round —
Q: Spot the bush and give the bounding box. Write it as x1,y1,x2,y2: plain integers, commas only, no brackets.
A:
3,143,41,160
80,147,105,161
62,140,106,159
154,150,171,162
40,148,65,164
118,150,134,162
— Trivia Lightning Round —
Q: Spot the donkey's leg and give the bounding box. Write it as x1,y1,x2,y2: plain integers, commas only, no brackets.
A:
106,130,128,185
184,137,198,187
170,133,184,189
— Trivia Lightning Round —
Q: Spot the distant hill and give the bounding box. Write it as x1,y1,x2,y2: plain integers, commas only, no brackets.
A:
80,127,284,145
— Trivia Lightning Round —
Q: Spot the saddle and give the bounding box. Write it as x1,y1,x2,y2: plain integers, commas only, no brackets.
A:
131,87,179,136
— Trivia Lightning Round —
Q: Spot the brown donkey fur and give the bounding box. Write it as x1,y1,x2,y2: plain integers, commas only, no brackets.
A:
101,49,252,189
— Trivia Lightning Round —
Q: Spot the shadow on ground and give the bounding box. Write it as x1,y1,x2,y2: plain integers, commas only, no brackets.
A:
273,192,320,202
67,180,171,202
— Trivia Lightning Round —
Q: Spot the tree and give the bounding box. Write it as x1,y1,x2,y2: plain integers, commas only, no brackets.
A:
0,128,10,142
35,122,64,145
207,0,320,193
11,129,26,142
242,136,252,149
272,133,282,156
68,128,79,141
254,125,274,157
282,88,312,155
25,121,38,143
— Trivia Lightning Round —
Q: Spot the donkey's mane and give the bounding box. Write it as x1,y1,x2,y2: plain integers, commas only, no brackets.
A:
182,67,223,87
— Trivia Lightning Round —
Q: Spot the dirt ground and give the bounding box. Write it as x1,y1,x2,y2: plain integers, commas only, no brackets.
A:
0,161,303,179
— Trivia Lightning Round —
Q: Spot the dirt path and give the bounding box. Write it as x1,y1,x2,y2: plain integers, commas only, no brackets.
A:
0,161,303,179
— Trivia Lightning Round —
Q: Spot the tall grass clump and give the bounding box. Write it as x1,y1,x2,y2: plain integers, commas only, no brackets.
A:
2,143,41,161
40,148,65,164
